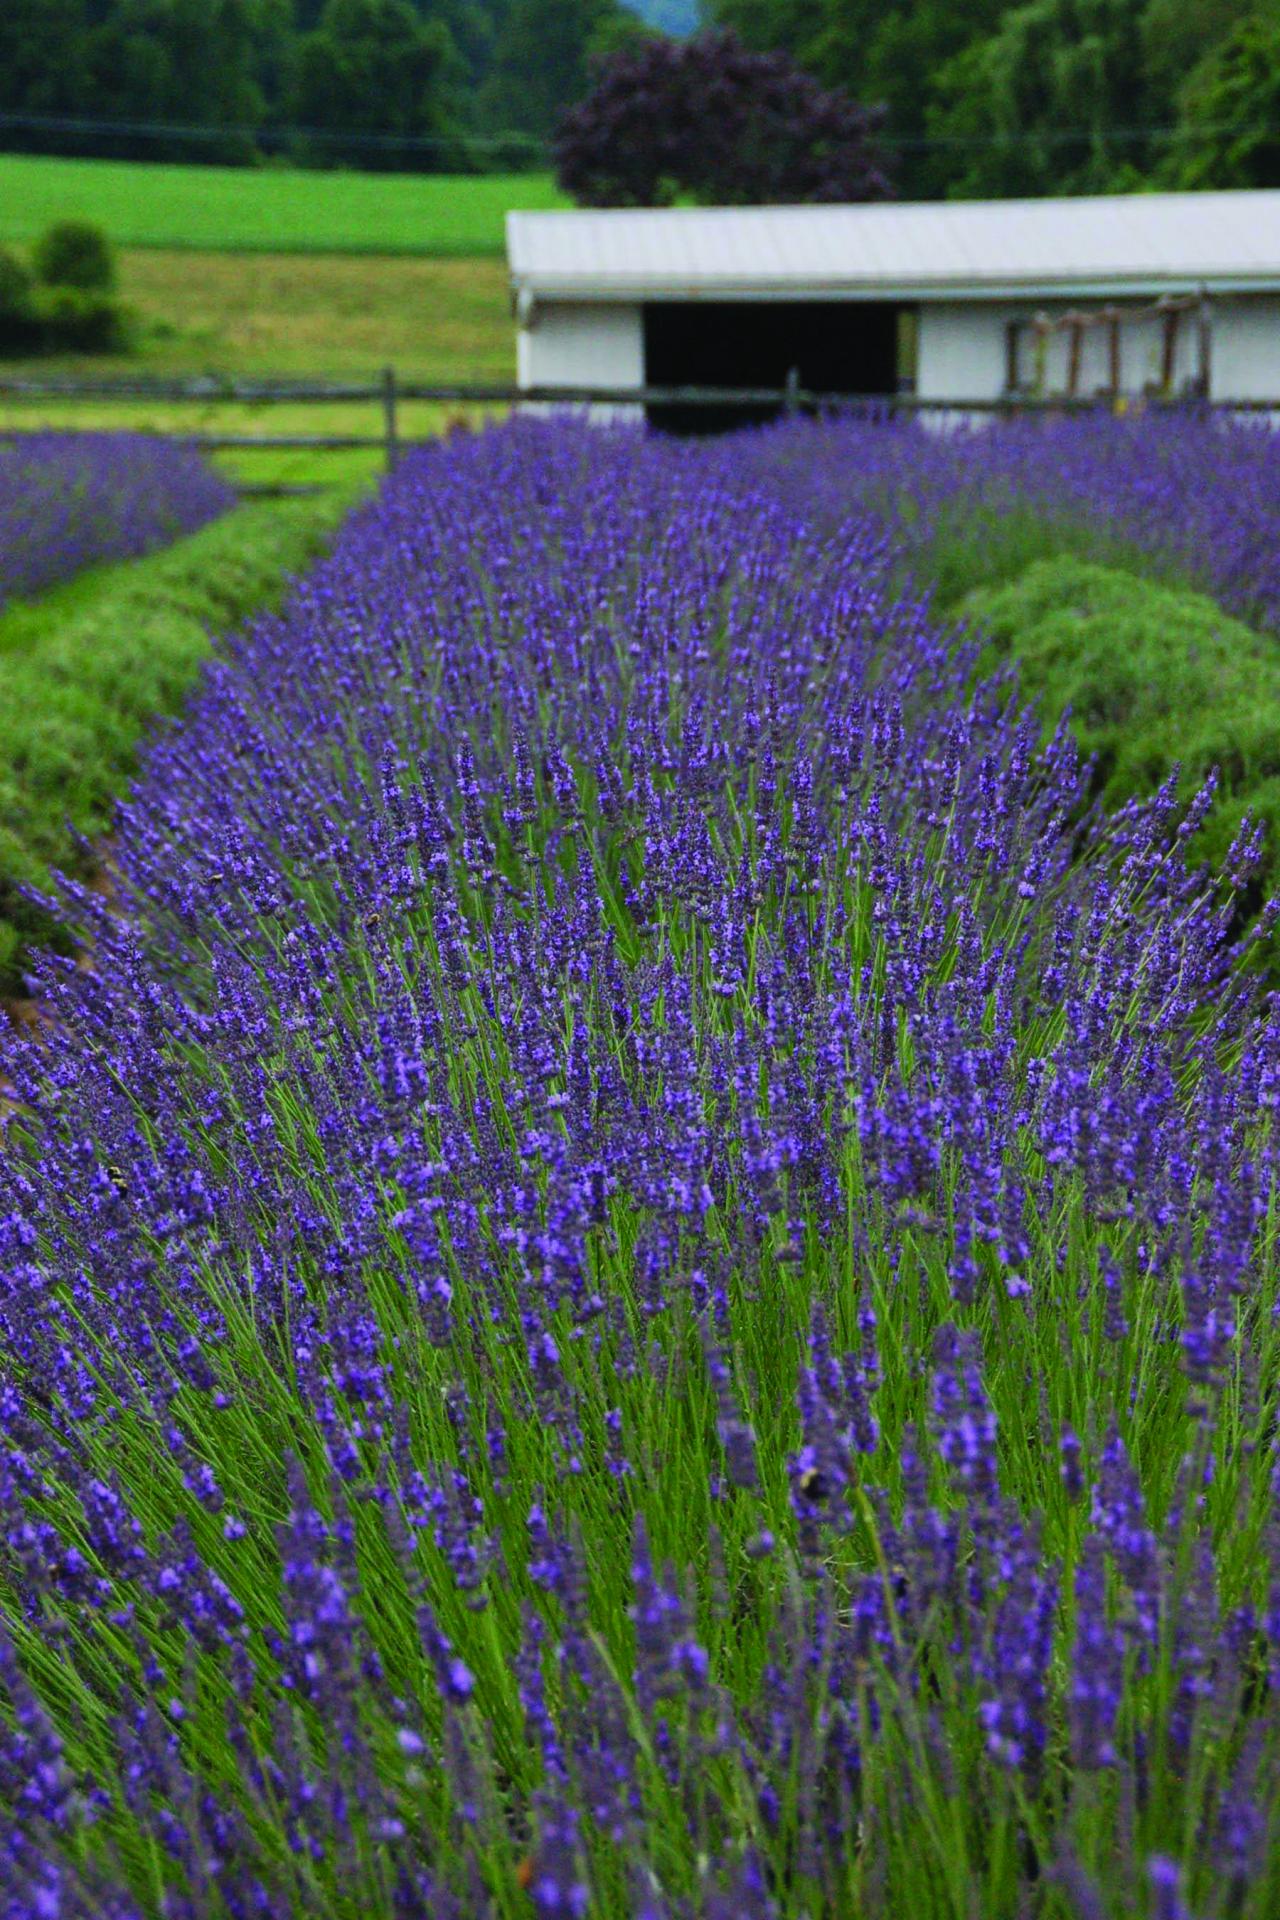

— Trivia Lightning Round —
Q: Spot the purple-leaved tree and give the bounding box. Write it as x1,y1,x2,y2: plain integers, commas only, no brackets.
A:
553,27,894,207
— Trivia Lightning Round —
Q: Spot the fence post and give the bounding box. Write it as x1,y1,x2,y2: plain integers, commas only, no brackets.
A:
1004,319,1022,396
382,366,399,472
784,366,800,419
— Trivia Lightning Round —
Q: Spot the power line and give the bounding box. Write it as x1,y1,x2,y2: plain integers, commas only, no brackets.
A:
0,106,1259,158
0,110,547,159
880,121,1245,152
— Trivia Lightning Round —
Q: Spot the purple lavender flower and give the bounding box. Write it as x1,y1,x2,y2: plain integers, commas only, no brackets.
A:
1068,1536,1125,1769
0,432,232,608
1,414,1278,1911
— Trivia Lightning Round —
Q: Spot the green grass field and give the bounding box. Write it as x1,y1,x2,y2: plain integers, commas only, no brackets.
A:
0,249,517,487
0,154,565,256
0,155,542,483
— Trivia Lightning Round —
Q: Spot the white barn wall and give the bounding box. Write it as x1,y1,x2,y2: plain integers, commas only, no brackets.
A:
517,302,644,421
916,301,1201,403
915,304,1007,403
917,294,1280,406
513,290,1278,418
1211,297,1280,401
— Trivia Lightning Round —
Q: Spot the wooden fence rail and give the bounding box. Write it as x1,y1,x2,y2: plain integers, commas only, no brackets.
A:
1,366,1276,492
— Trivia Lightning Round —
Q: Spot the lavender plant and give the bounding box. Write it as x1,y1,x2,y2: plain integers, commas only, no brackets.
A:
2,420,1279,1918
0,433,233,611
734,406,1280,633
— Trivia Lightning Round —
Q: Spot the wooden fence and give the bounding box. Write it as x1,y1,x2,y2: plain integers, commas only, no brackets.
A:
0,366,1275,492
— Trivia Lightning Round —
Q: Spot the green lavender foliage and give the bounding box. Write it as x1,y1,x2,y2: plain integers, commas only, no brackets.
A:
961,556,1280,893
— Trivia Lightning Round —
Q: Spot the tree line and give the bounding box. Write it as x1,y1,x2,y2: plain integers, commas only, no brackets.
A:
1,0,1276,193
0,0,646,169
706,0,1280,196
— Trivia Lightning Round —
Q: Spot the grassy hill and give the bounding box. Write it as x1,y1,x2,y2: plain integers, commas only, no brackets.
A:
0,157,532,487
0,250,516,490
0,155,566,256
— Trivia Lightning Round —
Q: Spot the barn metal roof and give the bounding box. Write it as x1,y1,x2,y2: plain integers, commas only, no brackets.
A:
507,192,1280,303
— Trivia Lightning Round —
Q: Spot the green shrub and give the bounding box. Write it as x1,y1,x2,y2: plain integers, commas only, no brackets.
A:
0,246,33,317
0,245,39,352
34,219,116,292
961,555,1280,885
0,489,355,991
19,221,131,353
32,284,130,353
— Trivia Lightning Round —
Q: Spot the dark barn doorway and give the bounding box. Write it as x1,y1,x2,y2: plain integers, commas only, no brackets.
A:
643,300,899,433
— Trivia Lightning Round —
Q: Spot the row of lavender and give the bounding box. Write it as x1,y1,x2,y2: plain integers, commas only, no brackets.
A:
736,406,1280,633
0,433,233,610
2,420,1278,1917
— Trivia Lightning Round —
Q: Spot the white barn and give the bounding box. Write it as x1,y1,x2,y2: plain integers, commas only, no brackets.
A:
507,190,1280,426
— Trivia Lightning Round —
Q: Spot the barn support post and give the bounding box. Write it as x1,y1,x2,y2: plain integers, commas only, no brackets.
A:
784,365,800,418
1004,320,1022,395
1159,302,1179,394
1197,284,1212,398
1066,313,1083,399
1106,308,1121,397
382,365,400,471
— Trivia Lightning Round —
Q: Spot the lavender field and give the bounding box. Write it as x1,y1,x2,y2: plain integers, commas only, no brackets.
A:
3,418,1280,1918
0,433,233,611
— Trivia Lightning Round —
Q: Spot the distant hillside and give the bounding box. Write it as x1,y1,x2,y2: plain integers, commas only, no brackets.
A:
621,0,701,35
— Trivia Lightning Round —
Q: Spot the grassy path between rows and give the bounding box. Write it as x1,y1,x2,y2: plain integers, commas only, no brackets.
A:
0,488,355,991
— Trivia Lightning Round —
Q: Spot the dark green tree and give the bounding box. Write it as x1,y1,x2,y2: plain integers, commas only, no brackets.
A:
83,0,275,158
856,0,1009,197
480,0,632,140
710,0,1009,197
0,0,92,121
709,0,1264,198
1161,9,1280,188
924,0,1150,198
35,220,116,290
292,0,459,165
1,0,1261,184
710,0,826,57
102,0,269,119
1138,0,1250,114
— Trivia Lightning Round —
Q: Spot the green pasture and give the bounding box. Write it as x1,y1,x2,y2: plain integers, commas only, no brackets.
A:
0,157,533,471
0,248,517,484
0,154,565,256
